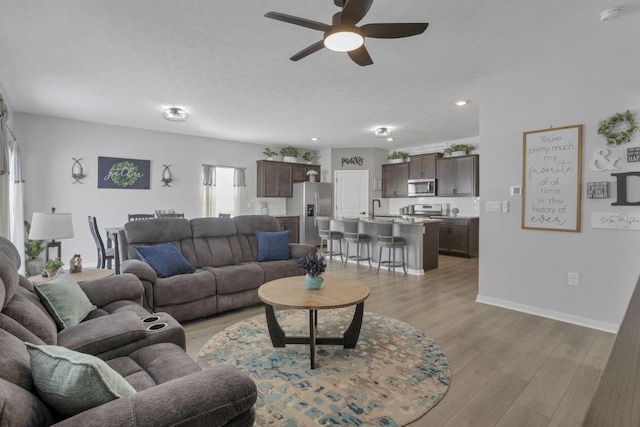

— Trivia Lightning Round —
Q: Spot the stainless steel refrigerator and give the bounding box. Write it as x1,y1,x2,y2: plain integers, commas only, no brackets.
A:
286,182,332,246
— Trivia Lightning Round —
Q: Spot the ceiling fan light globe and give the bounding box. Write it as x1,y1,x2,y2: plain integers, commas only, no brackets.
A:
324,30,364,52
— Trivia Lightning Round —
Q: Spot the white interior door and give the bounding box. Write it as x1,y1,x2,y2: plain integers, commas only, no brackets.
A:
334,170,369,218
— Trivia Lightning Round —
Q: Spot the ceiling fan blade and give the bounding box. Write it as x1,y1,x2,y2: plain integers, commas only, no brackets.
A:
348,45,373,66
361,22,429,38
265,12,331,32
340,0,373,25
290,40,326,61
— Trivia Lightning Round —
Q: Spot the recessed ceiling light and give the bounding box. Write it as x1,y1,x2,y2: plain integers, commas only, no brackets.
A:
311,137,319,141
163,107,189,122
456,100,467,106
374,127,391,138
386,137,394,142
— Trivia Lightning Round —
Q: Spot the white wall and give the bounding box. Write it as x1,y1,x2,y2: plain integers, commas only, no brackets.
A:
478,38,640,332
16,113,268,267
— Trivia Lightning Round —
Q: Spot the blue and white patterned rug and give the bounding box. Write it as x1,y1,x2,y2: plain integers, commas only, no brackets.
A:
197,308,450,426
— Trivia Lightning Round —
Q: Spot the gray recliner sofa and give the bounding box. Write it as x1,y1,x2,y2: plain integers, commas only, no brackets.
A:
120,215,316,322
0,236,257,426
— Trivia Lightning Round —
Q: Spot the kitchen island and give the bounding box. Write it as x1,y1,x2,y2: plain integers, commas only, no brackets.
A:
330,217,440,275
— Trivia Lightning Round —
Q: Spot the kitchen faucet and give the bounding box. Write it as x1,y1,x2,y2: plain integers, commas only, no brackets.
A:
371,199,381,219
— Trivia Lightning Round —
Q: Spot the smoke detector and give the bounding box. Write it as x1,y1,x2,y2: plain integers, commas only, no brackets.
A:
600,7,622,22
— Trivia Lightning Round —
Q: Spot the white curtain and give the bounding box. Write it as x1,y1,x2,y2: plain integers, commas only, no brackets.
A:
202,165,216,217
233,168,247,216
9,139,25,271
0,116,10,238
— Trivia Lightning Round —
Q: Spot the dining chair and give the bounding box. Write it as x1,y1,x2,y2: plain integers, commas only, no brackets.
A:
128,213,154,221
87,216,115,269
157,213,185,218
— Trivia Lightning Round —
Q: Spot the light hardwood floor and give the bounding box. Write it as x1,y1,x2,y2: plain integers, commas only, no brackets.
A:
183,255,614,426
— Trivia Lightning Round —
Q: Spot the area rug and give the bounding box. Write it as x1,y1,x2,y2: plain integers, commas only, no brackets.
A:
197,308,450,426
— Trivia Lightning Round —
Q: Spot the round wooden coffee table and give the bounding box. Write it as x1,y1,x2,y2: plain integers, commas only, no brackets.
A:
258,275,370,369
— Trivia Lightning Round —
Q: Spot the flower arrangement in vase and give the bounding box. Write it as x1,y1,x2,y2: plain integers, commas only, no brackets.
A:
297,252,326,290
45,258,64,278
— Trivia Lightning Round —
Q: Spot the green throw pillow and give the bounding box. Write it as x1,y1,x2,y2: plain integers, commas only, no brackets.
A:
25,343,136,416
34,271,96,329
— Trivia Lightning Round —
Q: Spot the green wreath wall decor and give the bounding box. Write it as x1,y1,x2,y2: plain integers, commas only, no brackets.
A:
597,110,637,146
108,161,140,187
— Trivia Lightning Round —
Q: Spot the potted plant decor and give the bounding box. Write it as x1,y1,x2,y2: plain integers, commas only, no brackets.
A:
444,144,475,157
45,258,64,278
280,147,299,163
263,147,279,160
387,151,409,163
297,252,326,290
24,220,46,276
302,151,315,163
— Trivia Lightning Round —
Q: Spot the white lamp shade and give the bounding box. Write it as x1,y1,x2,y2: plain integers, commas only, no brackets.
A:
29,212,74,240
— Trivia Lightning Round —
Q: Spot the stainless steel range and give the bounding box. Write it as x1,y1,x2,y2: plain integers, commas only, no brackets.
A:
412,204,443,216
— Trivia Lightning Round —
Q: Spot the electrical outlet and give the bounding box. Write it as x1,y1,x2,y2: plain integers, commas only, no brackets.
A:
568,272,580,286
501,201,509,213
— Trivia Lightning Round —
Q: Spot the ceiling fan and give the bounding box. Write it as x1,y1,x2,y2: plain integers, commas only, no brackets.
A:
265,0,429,66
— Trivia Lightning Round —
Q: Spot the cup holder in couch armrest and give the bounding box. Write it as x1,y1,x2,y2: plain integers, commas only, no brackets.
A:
146,323,168,331
142,315,161,323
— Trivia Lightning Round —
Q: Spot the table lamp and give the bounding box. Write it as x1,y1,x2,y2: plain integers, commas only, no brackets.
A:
28,207,74,262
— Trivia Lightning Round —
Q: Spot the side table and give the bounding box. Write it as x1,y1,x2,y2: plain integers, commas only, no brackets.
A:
28,268,114,284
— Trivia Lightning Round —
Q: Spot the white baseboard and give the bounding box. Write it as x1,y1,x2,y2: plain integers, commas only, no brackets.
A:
475,294,619,333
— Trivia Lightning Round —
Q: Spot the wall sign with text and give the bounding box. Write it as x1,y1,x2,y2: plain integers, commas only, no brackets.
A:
98,156,151,189
522,125,582,232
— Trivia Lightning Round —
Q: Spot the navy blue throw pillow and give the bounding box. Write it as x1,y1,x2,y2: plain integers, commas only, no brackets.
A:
256,230,291,261
134,243,196,278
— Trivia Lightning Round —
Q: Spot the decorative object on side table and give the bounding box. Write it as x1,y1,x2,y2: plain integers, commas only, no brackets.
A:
71,158,86,184
263,147,279,160
161,164,173,187
69,254,83,273
598,110,637,146
387,151,409,163
280,146,298,163
45,258,64,278
24,220,46,276
297,252,326,290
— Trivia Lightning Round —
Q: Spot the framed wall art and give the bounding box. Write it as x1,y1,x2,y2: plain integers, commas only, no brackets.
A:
522,125,582,232
98,156,150,189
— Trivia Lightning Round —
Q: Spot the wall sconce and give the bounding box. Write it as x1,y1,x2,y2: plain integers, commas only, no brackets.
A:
71,158,86,184
161,164,173,187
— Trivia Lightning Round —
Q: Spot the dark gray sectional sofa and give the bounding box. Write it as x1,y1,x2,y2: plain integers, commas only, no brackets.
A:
119,215,316,322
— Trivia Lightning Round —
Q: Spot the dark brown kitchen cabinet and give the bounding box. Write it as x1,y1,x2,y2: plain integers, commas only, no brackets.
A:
434,217,479,257
256,160,293,197
292,164,321,183
382,163,409,198
409,153,441,179
275,216,299,243
436,155,479,197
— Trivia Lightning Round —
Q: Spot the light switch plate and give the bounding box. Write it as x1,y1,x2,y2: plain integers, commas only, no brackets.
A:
510,185,522,196
485,201,501,212
501,201,509,213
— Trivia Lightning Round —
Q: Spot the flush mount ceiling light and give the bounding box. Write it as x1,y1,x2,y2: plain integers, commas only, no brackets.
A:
311,137,319,141
456,100,468,106
163,107,189,122
324,27,364,52
374,127,391,138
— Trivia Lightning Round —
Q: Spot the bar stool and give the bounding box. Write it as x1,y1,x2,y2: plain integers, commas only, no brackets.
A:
376,219,407,275
316,217,343,262
343,219,371,267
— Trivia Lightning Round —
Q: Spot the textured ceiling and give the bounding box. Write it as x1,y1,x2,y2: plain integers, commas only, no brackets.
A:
0,1,638,150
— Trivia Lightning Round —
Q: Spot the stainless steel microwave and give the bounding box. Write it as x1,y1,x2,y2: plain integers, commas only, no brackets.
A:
408,178,436,197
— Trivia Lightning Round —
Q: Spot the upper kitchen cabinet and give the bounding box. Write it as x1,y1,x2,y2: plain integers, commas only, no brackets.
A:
436,155,479,197
382,163,409,198
257,160,293,197
292,164,321,183
409,153,441,179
